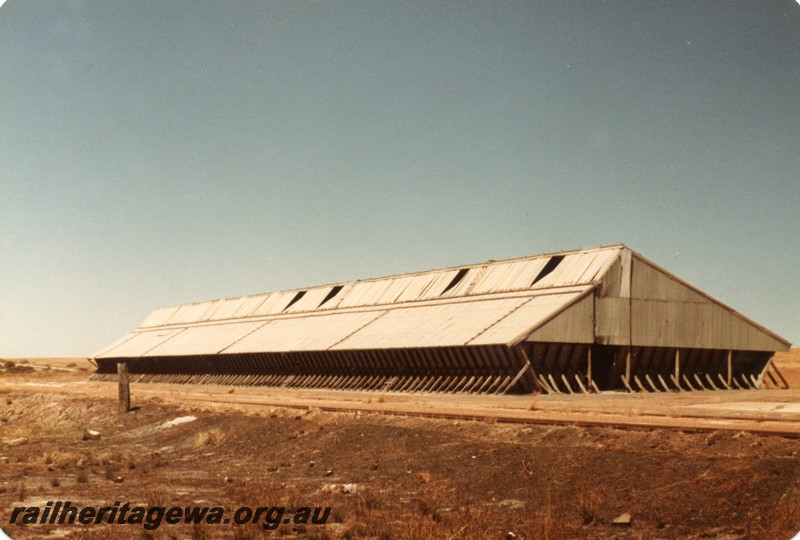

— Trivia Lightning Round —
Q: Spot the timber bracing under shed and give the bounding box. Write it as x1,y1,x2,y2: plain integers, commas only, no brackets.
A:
93,245,791,394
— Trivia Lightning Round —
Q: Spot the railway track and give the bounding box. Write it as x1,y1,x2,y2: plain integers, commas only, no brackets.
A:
5,379,800,438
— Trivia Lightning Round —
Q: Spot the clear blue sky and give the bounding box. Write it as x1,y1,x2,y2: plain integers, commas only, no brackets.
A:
1,0,798,357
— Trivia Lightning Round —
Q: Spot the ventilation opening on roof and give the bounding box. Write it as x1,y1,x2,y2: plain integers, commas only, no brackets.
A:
532,255,565,286
442,268,469,295
284,290,306,311
319,285,343,307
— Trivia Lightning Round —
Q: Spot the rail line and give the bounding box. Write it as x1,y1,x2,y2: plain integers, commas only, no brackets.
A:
5,380,800,438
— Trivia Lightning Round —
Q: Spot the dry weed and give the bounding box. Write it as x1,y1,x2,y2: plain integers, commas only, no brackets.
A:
577,487,603,525
195,428,226,447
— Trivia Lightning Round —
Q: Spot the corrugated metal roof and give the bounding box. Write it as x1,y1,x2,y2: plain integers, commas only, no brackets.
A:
332,297,530,350
100,328,185,357
95,245,624,358
95,244,792,360
226,311,387,353
145,321,266,356
469,289,592,346
150,245,622,323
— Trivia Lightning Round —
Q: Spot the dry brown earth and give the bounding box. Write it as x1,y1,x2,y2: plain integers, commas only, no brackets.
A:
1,356,799,539
773,349,800,388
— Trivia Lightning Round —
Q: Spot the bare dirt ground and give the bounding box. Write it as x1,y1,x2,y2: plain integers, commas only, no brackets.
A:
773,349,800,388
1,357,800,539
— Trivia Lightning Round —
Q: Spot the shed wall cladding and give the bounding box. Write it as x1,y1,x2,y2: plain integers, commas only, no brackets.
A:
92,245,791,394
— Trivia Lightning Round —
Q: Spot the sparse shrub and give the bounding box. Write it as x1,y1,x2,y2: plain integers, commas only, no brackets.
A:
50,477,60,488
196,429,226,447
577,488,602,525
415,482,449,522
76,471,88,483
527,486,571,540
360,489,386,511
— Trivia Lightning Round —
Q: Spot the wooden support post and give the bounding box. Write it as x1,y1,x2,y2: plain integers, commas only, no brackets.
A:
625,348,631,390
620,374,633,392
548,374,561,394
694,373,707,390
504,362,533,395
727,350,732,387
574,374,588,394
586,346,593,392
516,346,542,393
769,362,790,389
674,349,680,391
117,362,130,414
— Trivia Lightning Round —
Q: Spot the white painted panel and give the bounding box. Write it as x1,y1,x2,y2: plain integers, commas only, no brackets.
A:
171,302,217,324
282,286,332,313
145,322,266,356
251,291,296,316
93,332,138,358
226,311,386,353
139,307,180,328
197,299,224,321
96,328,185,358
336,280,392,308
470,291,588,345
316,283,353,311
333,297,529,349
208,297,248,321
471,259,549,294
577,248,620,283
525,293,594,343
411,271,462,301
232,294,270,318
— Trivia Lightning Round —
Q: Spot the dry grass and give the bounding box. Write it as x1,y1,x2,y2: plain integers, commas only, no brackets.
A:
3,376,799,539
744,486,800,539
195,428,227,447
577,487,603,525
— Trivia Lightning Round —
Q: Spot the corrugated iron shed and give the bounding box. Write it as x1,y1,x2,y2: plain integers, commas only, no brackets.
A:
93,245,791,394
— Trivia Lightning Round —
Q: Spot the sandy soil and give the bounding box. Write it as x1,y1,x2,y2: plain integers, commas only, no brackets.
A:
1,365,799,539
773,349,800,388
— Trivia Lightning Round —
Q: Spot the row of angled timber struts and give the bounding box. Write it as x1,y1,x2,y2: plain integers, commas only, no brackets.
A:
95,345,789,395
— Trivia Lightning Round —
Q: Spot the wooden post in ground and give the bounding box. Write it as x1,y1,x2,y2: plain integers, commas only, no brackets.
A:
587,346,593,392
674,349,680,391
118,361,130,414
727,350,732,388
624,348,631,391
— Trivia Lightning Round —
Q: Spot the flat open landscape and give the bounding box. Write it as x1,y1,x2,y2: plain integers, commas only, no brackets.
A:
1,356,799,539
